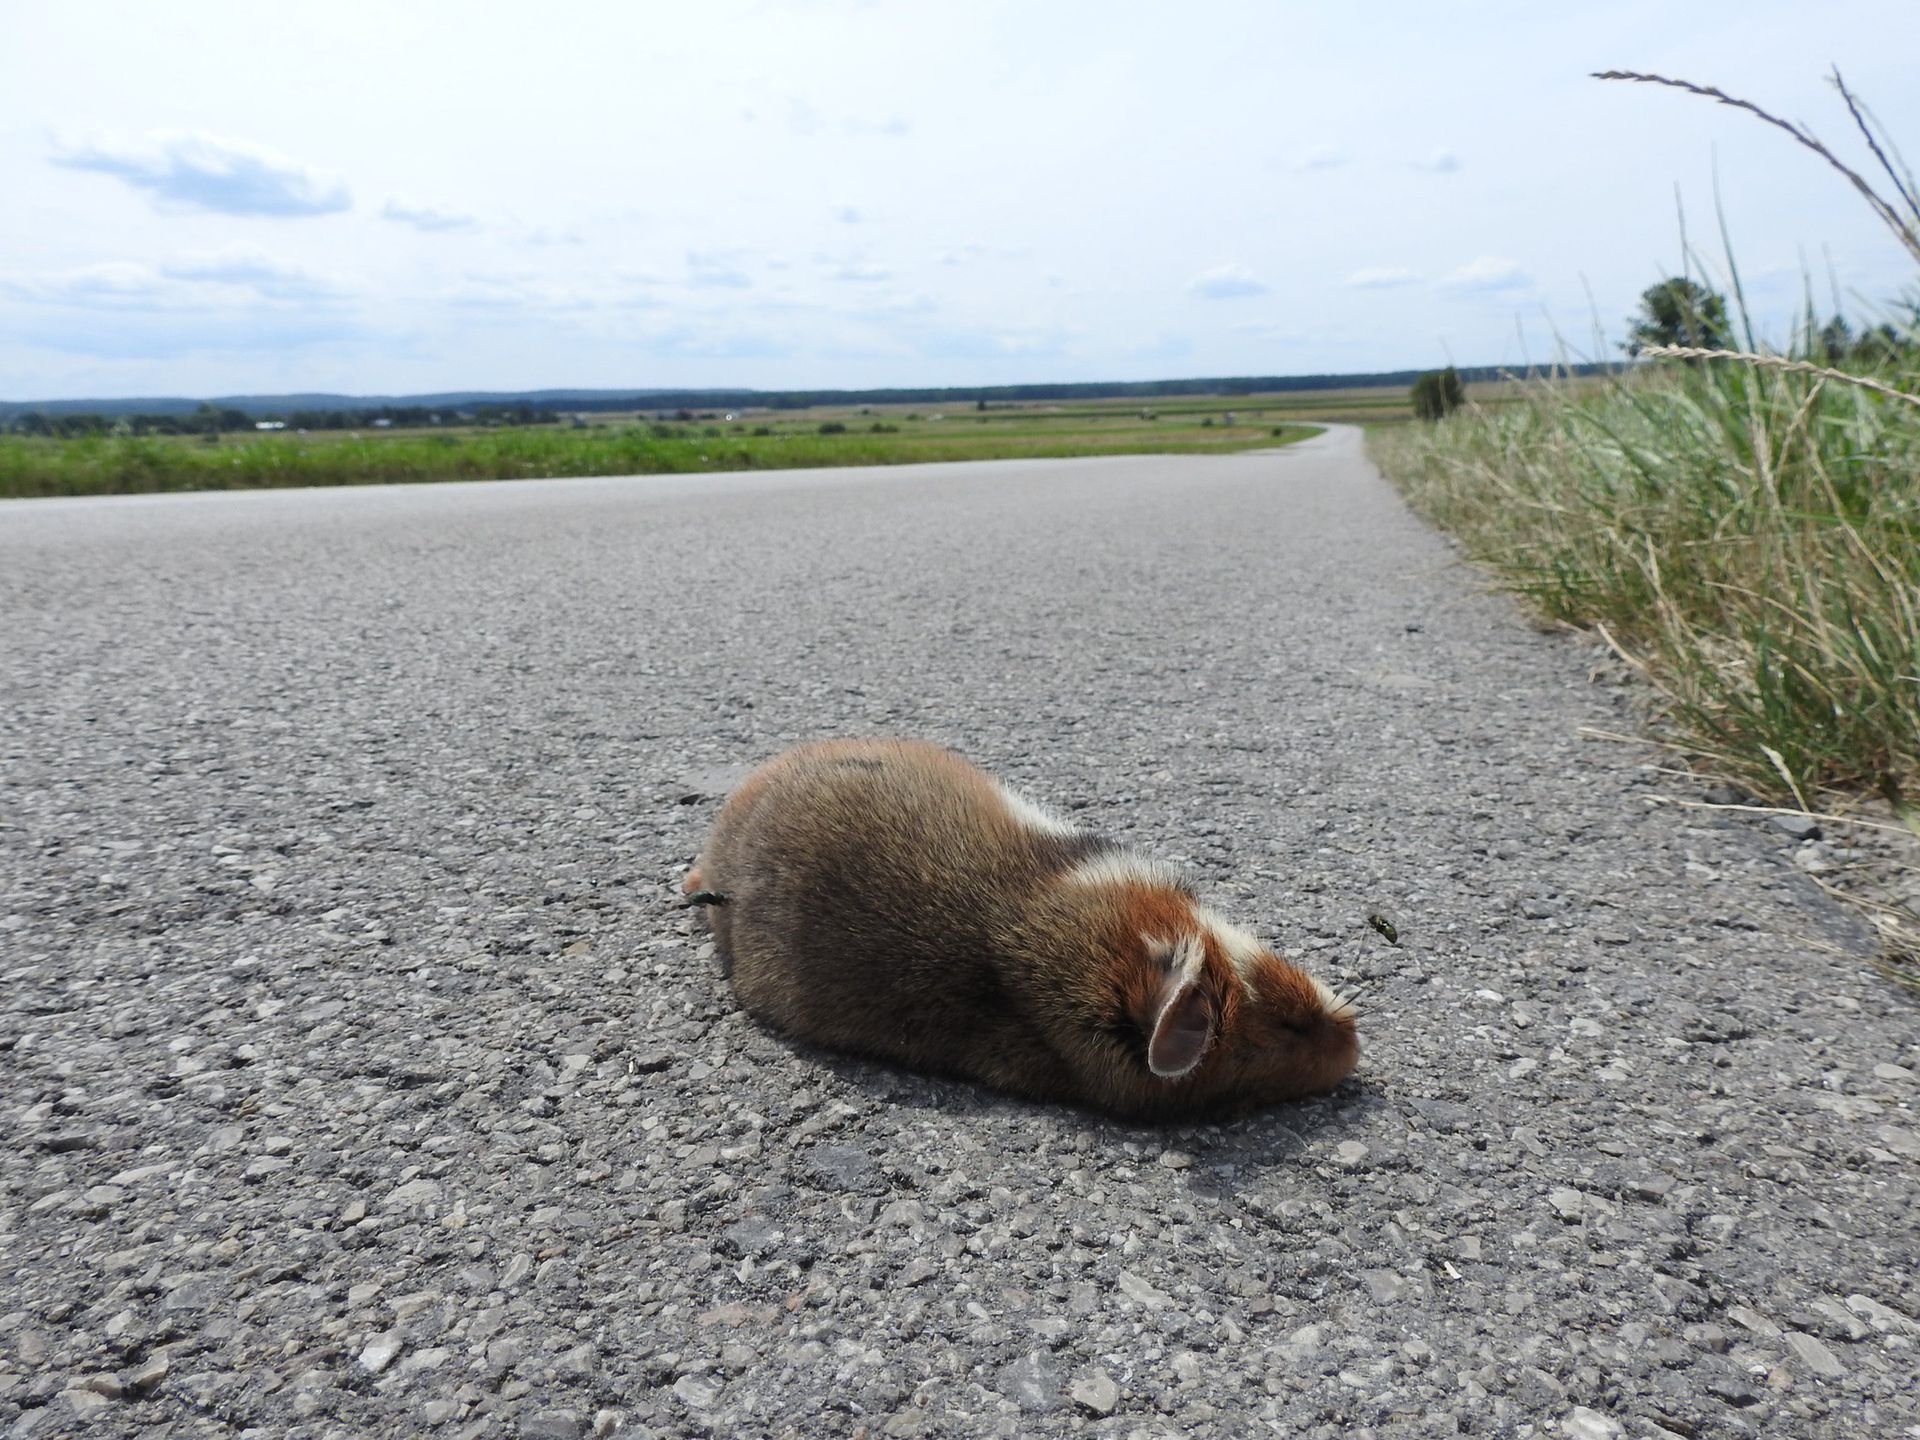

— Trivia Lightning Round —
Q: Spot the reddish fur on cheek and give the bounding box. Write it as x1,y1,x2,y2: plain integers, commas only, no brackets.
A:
1247,954,1334,1030
1107,886,1205,1034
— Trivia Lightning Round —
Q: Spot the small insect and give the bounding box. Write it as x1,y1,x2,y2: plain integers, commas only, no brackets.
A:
1366,913,1399,945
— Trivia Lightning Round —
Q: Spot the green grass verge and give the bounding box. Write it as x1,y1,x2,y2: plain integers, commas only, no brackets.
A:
0,420,1321,501
1371,361,1920,809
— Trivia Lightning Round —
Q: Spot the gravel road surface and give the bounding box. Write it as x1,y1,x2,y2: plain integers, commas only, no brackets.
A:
3,427,1915,1439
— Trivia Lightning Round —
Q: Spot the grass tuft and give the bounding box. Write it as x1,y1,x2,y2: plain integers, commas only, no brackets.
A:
1376,69,1920,815
1375,358,1920,807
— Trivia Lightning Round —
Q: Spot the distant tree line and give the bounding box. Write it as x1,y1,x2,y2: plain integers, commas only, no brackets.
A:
697,366,1622,412
2,400,568,437
5,403,255,438
3,366,1633,428
1805,315,1910,365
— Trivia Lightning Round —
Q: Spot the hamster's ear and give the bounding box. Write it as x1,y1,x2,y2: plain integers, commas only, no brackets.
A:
1147,975,1215,1079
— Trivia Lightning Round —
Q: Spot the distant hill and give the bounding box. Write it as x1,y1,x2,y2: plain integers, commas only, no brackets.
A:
0,365,1622,421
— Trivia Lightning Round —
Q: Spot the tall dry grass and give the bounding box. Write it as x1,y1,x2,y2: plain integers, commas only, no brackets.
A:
1377,359,1919,805
1375,69,1920,812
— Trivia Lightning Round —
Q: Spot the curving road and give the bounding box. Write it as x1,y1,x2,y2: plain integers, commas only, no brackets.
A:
2,427,1914,1438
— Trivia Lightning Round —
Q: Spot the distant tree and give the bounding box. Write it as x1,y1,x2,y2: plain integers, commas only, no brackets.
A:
1813,314,1855,362
1849,321,1910,365
1624,277,1731,356
1796,308,1918,366
1409,367,1465,421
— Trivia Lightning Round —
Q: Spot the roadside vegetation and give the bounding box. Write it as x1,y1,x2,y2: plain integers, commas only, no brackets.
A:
1374,70,1919,980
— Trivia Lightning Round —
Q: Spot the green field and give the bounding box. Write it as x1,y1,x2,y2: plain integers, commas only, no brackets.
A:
0,380,1561,500
0,372,1597,503
0,397,1320,499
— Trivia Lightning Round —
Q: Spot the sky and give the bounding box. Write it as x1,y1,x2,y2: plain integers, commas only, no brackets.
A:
3,0,1916,402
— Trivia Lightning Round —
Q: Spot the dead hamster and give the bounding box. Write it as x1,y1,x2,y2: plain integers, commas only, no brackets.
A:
684,738,1358,1119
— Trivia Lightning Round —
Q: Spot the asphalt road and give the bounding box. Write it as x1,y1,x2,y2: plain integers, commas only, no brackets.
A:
2,428,1915,1439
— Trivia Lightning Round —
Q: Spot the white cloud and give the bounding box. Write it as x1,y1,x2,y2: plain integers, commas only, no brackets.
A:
866,290,935,314
1343,267,1420,289
632,326,790,360
1129,334,1193,361
914,327,1070,360
1230,320,1306,340
1187,264,1270,300
160,246,344,301
1294,145,1351,171
766,97,907,139
0,250,362,358
1437,256,1531,294
5,309,370,358
1412,149,1462,173
933,244,1028,267
829,260,891,283
383,198,476,233
50,130,350,217
520,225,586,247
686,250,753,289
2,262,174,308
844,115,910,138
784,97,823,136
441,273,659,313
4,250,345,309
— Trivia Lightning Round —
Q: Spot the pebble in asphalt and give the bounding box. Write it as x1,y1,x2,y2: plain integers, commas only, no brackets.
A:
1,427,1914,1438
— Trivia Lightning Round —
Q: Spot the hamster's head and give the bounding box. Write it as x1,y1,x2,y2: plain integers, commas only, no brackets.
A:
1196,932,1361,1107
1126,929,1357,1113
1055,874,1360,1117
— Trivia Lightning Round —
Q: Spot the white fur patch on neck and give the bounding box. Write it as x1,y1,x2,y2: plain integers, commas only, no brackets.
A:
1141,931,1207,981
1063,851,1187,893
994,780,1080,837
1310,974,1359,1021
1192,904,1267,988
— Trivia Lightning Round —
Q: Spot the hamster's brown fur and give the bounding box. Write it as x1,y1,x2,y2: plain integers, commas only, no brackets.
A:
684,738,1358,1119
